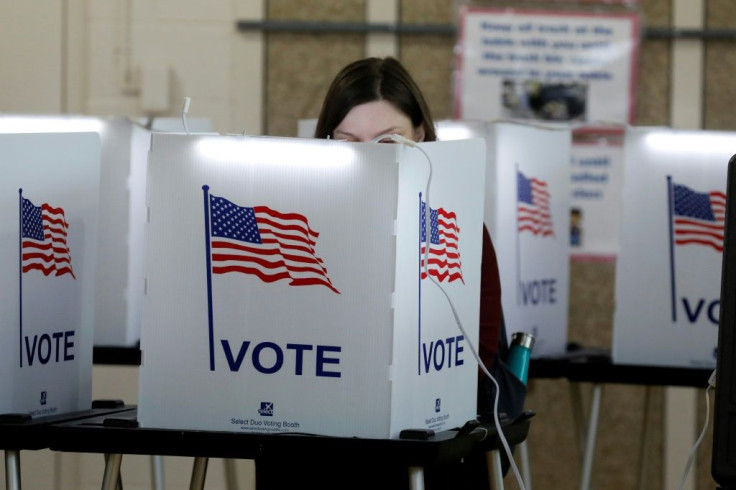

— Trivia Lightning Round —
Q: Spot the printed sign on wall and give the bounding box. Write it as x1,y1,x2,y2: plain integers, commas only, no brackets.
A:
613,127,733,368
456,7,640,124
570,127,625,259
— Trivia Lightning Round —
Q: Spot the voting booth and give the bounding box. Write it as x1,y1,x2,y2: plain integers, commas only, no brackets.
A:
137,134,487,438
95,117,213,346
93,118,151,346
0,132,100,416
0,115,215,347
437,120,571,357
613,127,733,368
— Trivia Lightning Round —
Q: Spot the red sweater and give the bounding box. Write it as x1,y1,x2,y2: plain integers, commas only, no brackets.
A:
479,225,502,368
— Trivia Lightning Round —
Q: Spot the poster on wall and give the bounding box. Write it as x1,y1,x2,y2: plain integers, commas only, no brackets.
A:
455,7,640,124
569,127,625,259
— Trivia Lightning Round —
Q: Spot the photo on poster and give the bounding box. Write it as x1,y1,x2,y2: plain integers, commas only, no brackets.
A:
570,207,583,247
502,79,588,122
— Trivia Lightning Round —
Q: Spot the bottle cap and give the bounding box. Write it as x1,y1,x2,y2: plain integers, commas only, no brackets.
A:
511,332,535,350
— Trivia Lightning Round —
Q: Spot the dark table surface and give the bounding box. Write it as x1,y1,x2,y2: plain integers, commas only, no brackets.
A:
530,345,713,388
47,407,532,465
0,401,134,450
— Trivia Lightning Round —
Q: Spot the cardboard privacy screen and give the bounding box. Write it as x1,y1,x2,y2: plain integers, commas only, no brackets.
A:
0,114,210,348
95,117,213,347
0,132,100,416
613,127,733,367
437,120,572,358
137,134,487,438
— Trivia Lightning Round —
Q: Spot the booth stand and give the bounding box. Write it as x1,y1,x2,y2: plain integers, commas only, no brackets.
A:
45,407,533,490
530,348,713,490
1,402,134,490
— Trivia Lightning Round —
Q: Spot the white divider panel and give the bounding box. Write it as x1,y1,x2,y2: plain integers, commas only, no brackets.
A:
0,132,100,416
438,120,572,357
613,127,732,368
137,134,486,438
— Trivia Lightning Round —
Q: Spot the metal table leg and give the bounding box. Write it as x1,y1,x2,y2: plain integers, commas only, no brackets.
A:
637,386,653,490
189,457,209,490
519,440,532,490
101,453,123,490
5,449,21,490
487,450,505,490
151,455,165,490
580,384,603,490
408,466,425,490
223,459,238,490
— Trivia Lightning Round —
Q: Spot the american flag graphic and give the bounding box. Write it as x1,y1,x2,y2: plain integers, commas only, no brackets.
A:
672,182,725,252
517,170,554,237
419,199,464,284
21,196,76,278
207,193,339,294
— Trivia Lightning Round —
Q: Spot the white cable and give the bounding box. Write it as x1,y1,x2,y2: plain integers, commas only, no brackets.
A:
676,371,715,490
370,133,403,144
384,133,527,490
181,97,192,135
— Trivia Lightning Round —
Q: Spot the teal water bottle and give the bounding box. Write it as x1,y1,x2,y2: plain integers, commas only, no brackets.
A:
507,332,535,385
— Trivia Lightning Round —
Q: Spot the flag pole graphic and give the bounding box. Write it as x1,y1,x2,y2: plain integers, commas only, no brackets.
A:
418,192,423,376
18,188,23,368
202,185,216,371
666,175,677,322
515,164,522,305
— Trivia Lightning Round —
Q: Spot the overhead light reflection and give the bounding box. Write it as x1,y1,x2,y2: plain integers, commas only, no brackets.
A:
436,124,480,141
642,130,736,156
0,116,105,134
195,135,357,169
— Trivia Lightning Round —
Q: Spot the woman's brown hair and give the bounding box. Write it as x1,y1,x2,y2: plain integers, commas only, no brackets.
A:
314,57,437,142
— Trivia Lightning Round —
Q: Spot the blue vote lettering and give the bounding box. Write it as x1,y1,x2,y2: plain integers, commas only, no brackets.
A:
220,340,341,377
24,330,75,366
421,335,465,373
520,278,557,305
681,298,719,325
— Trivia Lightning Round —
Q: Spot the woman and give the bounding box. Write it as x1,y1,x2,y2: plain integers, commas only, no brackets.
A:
315,57,528,488
315,57,504,384
258,57,518,490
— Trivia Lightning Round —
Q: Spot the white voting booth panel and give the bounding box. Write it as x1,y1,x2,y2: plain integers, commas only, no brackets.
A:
137,134,486,438
437,120,571,357
95,116,213,346
0,132,100,416
613,127,733,368
94,118,150,347
0,114,212,346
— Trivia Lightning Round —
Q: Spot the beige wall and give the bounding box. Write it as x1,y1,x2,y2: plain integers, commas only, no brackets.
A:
2,0,733,134
1,0,735,488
